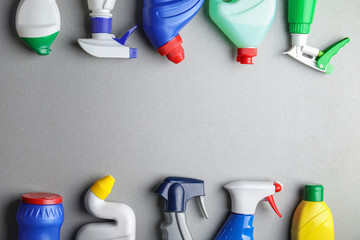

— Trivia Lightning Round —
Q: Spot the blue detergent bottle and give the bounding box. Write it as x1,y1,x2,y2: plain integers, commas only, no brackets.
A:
143,0,205,64
215,181,282,240
17,193,64,240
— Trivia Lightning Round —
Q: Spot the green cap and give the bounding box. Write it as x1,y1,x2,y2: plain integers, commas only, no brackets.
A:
21,31,59,55
304,184,324,202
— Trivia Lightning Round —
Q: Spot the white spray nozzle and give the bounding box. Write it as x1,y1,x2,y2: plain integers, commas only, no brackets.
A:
224,180,282,216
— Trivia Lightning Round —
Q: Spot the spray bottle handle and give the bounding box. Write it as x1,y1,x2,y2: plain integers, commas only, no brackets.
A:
197,196,209,219
266,195,282,217
317,37,350,73
114,26,138,46
265,182,282,217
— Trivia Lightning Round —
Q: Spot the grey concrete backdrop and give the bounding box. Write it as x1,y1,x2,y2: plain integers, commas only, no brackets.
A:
1,0,359,239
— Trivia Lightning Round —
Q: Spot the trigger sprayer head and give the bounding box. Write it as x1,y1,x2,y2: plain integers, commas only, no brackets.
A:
225,181,283,216
155,177,208,218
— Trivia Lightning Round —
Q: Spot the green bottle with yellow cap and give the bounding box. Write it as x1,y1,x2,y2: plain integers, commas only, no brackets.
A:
291,184,334,240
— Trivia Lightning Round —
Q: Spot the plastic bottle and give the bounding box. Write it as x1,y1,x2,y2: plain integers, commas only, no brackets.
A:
16,193,64,240
209,0,276,64
143,0,205,64
291,184,334,240
214,181,283,240
76,175,136,240
16,0,61,55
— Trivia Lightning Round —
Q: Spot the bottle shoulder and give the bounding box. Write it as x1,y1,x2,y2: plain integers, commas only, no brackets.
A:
291,200,333,232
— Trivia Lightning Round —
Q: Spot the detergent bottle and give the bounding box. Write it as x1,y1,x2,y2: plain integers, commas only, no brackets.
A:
17,193,64,240
291,184,334,240
76,175,136,240
155,177,209,240
214,181,283,240
209,0,276,64
16,0,61,55
143,0,205,64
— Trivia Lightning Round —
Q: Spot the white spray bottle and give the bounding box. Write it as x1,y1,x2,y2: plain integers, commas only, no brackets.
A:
214,181,283,240
76,175,136,240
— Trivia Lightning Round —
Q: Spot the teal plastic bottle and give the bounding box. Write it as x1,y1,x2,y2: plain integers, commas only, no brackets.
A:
209,0,276,64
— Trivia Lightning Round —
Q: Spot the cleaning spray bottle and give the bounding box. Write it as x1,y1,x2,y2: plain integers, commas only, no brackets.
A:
214,181,283,240
291,184,334,240
76,175,136,240
209,0,276,64
143,0,205,64
155,177,209,240
16,0,61,55
78,0,137,58
284,0,349,73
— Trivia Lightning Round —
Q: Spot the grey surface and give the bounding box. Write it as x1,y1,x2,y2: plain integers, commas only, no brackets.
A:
1,0,360,239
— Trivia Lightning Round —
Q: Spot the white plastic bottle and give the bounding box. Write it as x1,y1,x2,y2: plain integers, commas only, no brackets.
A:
76,175,136,240
16,0,61,55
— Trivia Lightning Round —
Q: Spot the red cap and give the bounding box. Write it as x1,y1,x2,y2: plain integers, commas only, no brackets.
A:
22,193,62,205
237,48,258,64
157,35,185,64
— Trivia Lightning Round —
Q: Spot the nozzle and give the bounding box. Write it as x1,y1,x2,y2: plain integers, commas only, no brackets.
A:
237,48,257,64
155,177,207,213
90,175,115,200
157,35,185,64
21,32,59,56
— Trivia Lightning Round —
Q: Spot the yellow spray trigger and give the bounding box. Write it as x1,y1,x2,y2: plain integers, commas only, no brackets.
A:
90,175,115,200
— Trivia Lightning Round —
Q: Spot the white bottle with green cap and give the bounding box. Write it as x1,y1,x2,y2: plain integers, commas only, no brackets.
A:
16,0,61,55
291,184,334,240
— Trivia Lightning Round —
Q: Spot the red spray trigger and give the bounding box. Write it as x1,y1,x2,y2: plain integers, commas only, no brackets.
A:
266,195,282,217
265,182,282,217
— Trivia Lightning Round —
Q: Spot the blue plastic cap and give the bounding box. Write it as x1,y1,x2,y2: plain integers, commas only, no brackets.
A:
155,177,205,212
129,48,137,58
91,18,112,34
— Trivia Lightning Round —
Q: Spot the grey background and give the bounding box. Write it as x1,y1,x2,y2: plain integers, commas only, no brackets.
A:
1,0,359,239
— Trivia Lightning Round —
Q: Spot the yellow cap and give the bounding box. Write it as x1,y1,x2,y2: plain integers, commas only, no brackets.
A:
90,175,115,200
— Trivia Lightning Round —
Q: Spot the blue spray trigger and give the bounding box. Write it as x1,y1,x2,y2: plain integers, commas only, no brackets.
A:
113,25,138,46
155,177,206,212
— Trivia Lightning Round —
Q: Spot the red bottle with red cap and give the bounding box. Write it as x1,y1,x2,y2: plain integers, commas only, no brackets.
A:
17,193,64,240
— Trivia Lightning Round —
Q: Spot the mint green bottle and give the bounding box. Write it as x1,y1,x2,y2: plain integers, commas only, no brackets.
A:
209,0,276,64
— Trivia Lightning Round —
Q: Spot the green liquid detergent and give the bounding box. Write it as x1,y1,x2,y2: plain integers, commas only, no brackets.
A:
209,0,276,64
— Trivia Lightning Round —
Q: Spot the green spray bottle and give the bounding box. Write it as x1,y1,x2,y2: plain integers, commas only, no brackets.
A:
284,0,350,74
209,0,276,64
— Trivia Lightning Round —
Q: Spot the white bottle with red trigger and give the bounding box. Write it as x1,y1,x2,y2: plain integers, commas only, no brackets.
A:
214,181,283,240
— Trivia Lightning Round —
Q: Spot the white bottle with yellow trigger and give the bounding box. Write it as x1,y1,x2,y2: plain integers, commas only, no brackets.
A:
76,175,136,240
